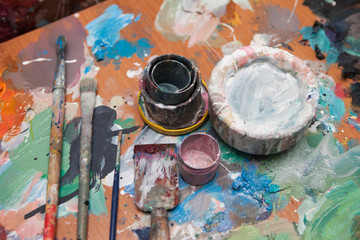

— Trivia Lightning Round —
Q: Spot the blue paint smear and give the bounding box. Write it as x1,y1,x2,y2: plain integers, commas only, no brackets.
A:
169,162,279,233
301,26,341,65
85,4,154,66
232,163,279,212
84,65,92,74
124,182,135,195
134,14,141,22
318,85,346,121
85,5,134,47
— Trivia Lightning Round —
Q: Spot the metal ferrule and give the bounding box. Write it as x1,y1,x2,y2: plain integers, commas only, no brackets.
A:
53,58,66,91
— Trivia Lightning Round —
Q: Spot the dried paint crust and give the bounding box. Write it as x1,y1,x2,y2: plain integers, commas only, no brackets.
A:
208,46,318,154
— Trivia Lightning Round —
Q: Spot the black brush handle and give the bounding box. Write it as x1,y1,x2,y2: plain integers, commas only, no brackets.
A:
109,131,122,240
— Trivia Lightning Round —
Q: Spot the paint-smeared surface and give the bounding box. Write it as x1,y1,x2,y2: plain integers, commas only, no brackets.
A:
85,4,154,68
2,16,86,93
1,0,360,239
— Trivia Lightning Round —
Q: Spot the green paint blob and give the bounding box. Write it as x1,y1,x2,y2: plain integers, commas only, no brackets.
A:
0,107,108,217
0,108,51,208
303,181,360,240
306,133,324,148
228,225,292,240
113,118,137,128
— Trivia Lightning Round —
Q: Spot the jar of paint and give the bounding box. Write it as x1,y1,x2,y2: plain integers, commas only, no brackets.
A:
142,54,198,105
178,133,220,186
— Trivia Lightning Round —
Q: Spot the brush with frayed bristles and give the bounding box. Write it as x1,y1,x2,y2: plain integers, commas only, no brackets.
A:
77,77,97,240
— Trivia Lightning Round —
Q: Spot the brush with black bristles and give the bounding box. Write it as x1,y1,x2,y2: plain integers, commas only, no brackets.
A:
77,77,97,240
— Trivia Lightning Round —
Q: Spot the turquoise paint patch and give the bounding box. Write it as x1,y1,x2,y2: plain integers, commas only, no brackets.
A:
105,38,153,60
85,4,154,66
318,86,346,121
301,26,340,65
301,27,331,52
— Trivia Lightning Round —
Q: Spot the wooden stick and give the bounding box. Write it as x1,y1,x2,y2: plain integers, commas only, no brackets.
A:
77,78,97,240
109,130,123,240
44,35,66,240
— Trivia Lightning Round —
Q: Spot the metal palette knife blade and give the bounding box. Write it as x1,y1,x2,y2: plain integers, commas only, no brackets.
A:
134,144,179,240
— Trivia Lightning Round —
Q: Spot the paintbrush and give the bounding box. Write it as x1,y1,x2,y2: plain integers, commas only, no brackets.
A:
43,35,67,240
77,78,97,240
109,130,123,240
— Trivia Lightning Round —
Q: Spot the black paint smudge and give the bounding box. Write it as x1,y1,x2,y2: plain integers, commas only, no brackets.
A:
349,82,360,109
280,42,294,51
303,0,360,21
24,105,140,219
338,52,360,80
132,227,150,240
303,0,360,80
315,44,325,60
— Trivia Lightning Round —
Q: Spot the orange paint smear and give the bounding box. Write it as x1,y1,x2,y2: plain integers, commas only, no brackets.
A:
0,76,33,140
275,197,302,223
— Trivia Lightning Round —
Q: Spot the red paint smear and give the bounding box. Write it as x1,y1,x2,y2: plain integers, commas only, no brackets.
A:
43,204,57,240
334,83,347,99
0,224,6,240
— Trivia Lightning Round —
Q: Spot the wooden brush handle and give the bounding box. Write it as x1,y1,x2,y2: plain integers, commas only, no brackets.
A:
44,88,66,240
150,208,170,240
77,121,93,240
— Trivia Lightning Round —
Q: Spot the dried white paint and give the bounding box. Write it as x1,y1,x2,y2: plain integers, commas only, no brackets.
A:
126,66,143,79
22,58,52,65
64,102,78,121
110,96,125,108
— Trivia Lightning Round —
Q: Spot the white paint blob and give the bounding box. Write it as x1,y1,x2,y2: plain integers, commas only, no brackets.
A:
22,58,52,65
225,60,312,133
110,96,125,108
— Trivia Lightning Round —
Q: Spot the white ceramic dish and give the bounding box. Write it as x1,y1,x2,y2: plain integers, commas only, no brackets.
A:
208,46,318,155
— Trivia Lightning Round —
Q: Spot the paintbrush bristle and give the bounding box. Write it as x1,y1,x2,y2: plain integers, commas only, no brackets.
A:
80,78,97,94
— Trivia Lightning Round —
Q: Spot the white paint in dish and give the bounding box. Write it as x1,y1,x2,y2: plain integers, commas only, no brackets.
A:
225,60,313,135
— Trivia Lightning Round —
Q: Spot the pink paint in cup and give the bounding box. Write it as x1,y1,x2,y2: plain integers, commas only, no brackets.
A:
178,133,220,185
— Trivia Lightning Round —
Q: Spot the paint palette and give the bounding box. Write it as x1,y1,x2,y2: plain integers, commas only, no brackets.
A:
208,46,319,155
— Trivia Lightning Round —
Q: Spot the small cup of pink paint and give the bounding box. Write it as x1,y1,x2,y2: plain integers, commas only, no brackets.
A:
178,133,220,186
